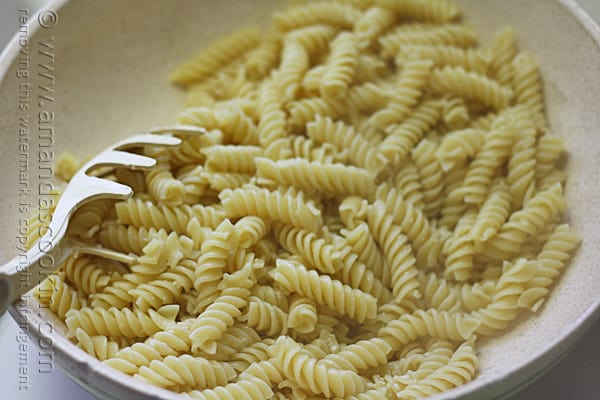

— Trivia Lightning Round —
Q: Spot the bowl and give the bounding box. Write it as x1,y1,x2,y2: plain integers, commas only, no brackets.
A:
1,0,599,399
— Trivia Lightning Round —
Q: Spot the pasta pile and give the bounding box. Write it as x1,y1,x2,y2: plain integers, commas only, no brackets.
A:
36,0,581,399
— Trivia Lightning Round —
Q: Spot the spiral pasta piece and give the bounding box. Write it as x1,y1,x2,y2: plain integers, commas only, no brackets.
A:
419,272,460,312
469,180,512,246
513,52,546,130
170,26,259,85
74,328,131,361
203,145,262,174
430,66,513,111
354,6,396,48
390,161,426,209
372,339,455,393
507,120,537,208
278,40,309,101
378,309,480,351
65,304,178,339
132,229,193,275
116,198,226,233
219,186,322,232
145,158,186,207
178,106,220,130
88,272,150,309
366,59,434,130
274,1,362,31
440,95,470,129
490,26,517,87
256,79,289,153
229,338,276,373
135,355,236,390
378,99,442,167
36,273,85,319
340,221,388,286
272,259,377,323
190,266,254,354
131,258,196,311
377,0,460,23
398,44,490,74
356,53,391,83
287,296,318,334
68,199,113,238
436,128,485,172
186,377,274,400
482,183,565,260
286,96,344,129
216,106,259,145
287,24,338,56
321,32,358,98
534,135,565,185
245,32,281,80
273,222,342,274
367,204,420,303
307,116,387,175
379,24,476,58
374,190,442,269
519,224,580,311
273,336,366,398
333,240,393,303
411,139,445,218
449,121,515,206
321,338,392,372
282,135,348,164
443,211,476,282
396,337,478,398
471,259,536,336
241,296,289,337
347,81,388,114
62,255,112,295
256,157,375,199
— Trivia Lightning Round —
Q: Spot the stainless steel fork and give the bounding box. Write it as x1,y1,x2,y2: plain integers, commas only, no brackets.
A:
0,125,206,316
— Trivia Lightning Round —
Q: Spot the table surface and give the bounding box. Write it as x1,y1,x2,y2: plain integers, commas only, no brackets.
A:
0,1,599,399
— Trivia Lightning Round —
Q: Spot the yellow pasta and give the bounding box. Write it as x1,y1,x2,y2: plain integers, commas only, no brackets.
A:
36,1,580,398
429,66,514,111
321,31,358,98
170,26,259,86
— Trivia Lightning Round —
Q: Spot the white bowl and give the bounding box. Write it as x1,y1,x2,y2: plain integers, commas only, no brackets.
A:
1,0,599,399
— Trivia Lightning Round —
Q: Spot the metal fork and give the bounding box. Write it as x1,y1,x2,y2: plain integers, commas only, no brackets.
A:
0,125,206,316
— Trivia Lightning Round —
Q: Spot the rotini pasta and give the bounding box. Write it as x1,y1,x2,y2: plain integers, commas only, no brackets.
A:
170,26,259,85
321,31,358,98
429,66,514,111
256,157,375,199
37,2,579,398
272,258,378,323
219,186,322,232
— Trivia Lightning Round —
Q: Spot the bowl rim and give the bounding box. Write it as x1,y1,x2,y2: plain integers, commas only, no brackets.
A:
2,0,600,399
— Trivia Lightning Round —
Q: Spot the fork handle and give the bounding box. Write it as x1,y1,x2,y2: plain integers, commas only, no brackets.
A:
0,234,70,317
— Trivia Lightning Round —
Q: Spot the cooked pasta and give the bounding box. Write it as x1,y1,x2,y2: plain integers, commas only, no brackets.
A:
135,355,236,389
273,336,366,398
379,24,476,58
272,258,378,323
35,1,580,398
35,273,86,319
274,1,362,31
429,66,514,111
286,295,318,334
321,31,358,98
169,26,259,86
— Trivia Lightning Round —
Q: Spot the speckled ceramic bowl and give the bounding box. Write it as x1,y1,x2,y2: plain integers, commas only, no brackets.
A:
0,0,599,399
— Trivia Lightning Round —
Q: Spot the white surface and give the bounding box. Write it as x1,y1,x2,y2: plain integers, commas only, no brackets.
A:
0,1,598,399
